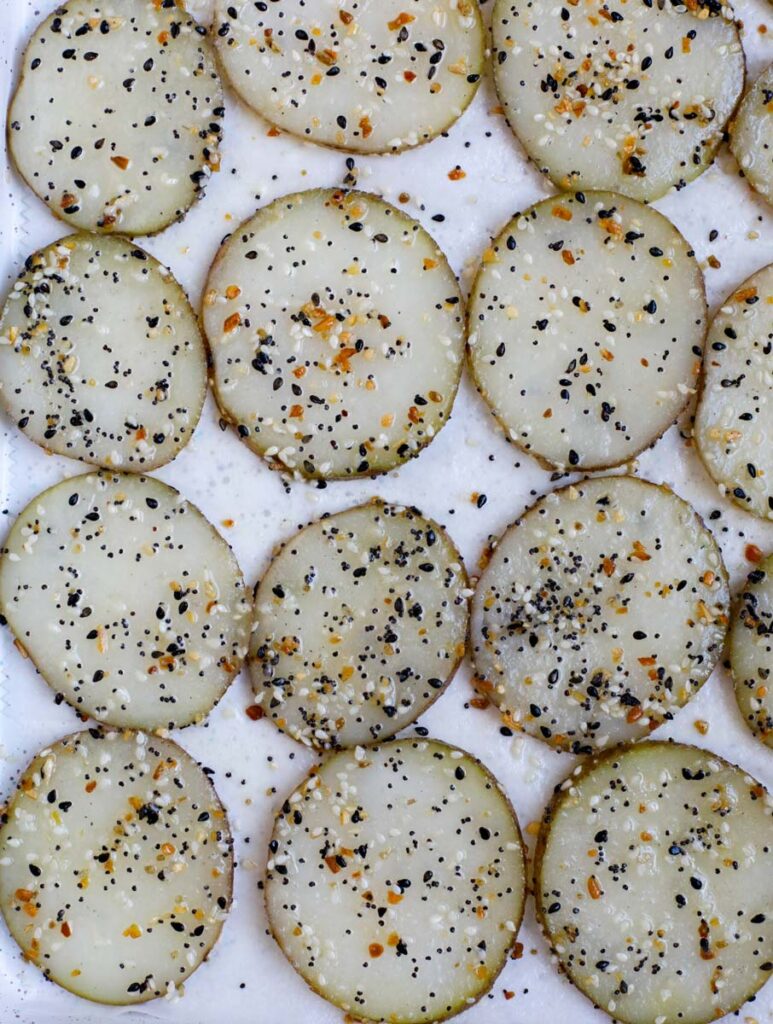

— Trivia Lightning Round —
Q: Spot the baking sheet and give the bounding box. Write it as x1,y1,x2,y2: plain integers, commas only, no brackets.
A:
0,1,772,1022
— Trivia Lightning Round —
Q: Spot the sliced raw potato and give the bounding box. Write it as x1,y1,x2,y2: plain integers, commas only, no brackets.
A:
695,264,773,520
250,500,468,749
536,742,773,1024
470,476,729,755
0,729,233,1004
9,0,223,235
0,234,207,470
203,189,465,479
468,192,707,471
214,0,484,154
492,0,744,201
0,472,251,730
730,554,773,747
731,63,773,206
266,739,525,1023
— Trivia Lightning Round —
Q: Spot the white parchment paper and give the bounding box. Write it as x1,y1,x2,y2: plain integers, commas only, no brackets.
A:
0,1,772,1022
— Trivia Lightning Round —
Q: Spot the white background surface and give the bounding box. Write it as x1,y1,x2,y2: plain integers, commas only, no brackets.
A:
0,1,772,1022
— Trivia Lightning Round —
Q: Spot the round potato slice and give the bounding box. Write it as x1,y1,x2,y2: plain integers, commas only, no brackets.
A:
0,729,233,1005
470,476,729,755
695,264,773,520
535,741,773,1024
0,234,207,471
213,0,484,154
730,554,773,747
731,63,773,206
0,473,251,730
468,192,707,472
203,189,465,479
8,0,223,235
265,739,526,1023
250,500,468,749
492,0,744,201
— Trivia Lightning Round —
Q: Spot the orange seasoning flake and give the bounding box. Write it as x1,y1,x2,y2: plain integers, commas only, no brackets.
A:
745,544,763,564
734,285,758,304
552,204,573,221
587,876,602,899
387,12,415,30
223,312,242,333
630,540,651,561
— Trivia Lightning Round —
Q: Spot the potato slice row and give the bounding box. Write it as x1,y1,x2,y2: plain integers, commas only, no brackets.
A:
250,500,469,749
8,0,223,236
2,187,722,481
0,472,251,731
730,553,773,748
266,740,526,1024
0,234,207,471
214,0,484,154
470,476,729,754
0,730,233,1005
536,742,773,1024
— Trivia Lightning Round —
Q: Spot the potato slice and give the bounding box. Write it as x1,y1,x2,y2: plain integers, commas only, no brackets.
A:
695,263,773,520
0,234,207,471
535,741,773,1024
250,500,468,749
265,739,525,1023
0,472,251,730
468,192,707,471
9,0,223,235
731,63,773,206
470,476,729,754
0,729,233,1004
492,0,744,201
213,0,484,154
730,553,773,747
203,189,465,479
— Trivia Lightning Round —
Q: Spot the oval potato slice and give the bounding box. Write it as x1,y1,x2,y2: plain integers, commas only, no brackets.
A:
214,0,484,154
695,263,773,520
250,500,469,749
0,472,251,730
730,553,773,747
492,0,744,201
731,63,773,206
470,476,729,754
265,739,526,1023
0,729,233,1004
468,191,707,471
0,234,207,471
535,741,773,1024
203,189,465,479
8,0,223,235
